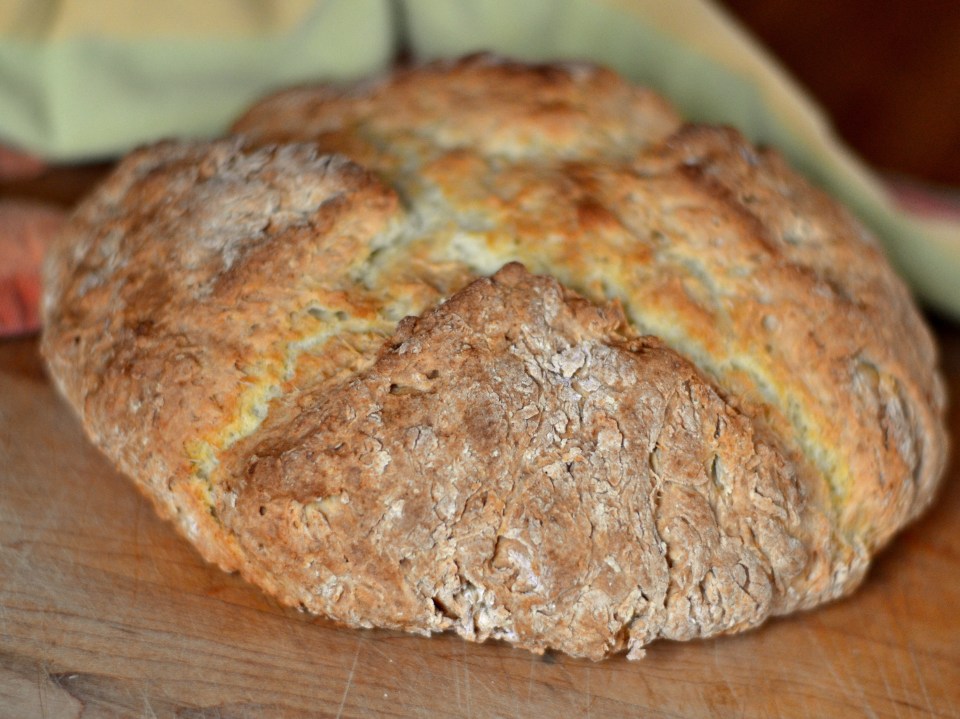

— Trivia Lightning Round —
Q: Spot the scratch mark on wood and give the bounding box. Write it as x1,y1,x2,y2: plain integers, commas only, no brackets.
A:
586,664,592,719
908,643,935,715
334,638,362,719
883,588,915,715
810,624,878,719
461,641,473,719
453,647,462,711
525,651,535,709
143,690,158,719
876,663,902,719
36,662,48,719
712,640,742,711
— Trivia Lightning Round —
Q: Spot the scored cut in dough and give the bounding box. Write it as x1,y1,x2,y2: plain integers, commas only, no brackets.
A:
43,55,947,660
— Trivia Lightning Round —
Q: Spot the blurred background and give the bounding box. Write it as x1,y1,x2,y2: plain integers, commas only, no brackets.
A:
2,0,959,335
725,0,960,188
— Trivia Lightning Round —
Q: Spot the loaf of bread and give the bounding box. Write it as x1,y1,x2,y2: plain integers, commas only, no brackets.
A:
42,55,947,660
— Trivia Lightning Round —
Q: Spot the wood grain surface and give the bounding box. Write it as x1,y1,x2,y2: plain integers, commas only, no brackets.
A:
1,130,959,719
1,323,959,719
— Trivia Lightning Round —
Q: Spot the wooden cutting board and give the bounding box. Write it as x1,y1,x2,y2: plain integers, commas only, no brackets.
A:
2,321,959,718
1,162,958,719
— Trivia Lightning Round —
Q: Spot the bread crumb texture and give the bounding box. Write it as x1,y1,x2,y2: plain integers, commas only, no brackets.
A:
42,55,947,660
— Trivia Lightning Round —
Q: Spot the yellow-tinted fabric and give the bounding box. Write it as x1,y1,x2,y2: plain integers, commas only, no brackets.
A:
0,0,394,159
0,0,317,41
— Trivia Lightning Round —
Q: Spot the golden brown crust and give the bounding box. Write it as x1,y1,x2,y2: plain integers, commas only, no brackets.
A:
217,263,840,660
43,55,947,659
42,139,403,569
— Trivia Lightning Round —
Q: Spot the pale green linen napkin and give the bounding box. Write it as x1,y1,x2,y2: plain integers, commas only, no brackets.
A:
0,0,394,160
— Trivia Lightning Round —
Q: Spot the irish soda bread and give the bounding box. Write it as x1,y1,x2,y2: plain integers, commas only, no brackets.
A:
42,55,947,660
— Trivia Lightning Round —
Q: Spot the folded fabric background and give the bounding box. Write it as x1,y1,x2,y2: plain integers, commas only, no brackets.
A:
0,0,957,318
0,0,394,160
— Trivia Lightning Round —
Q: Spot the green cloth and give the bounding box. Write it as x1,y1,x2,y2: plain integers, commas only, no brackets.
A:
0,0,393,160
